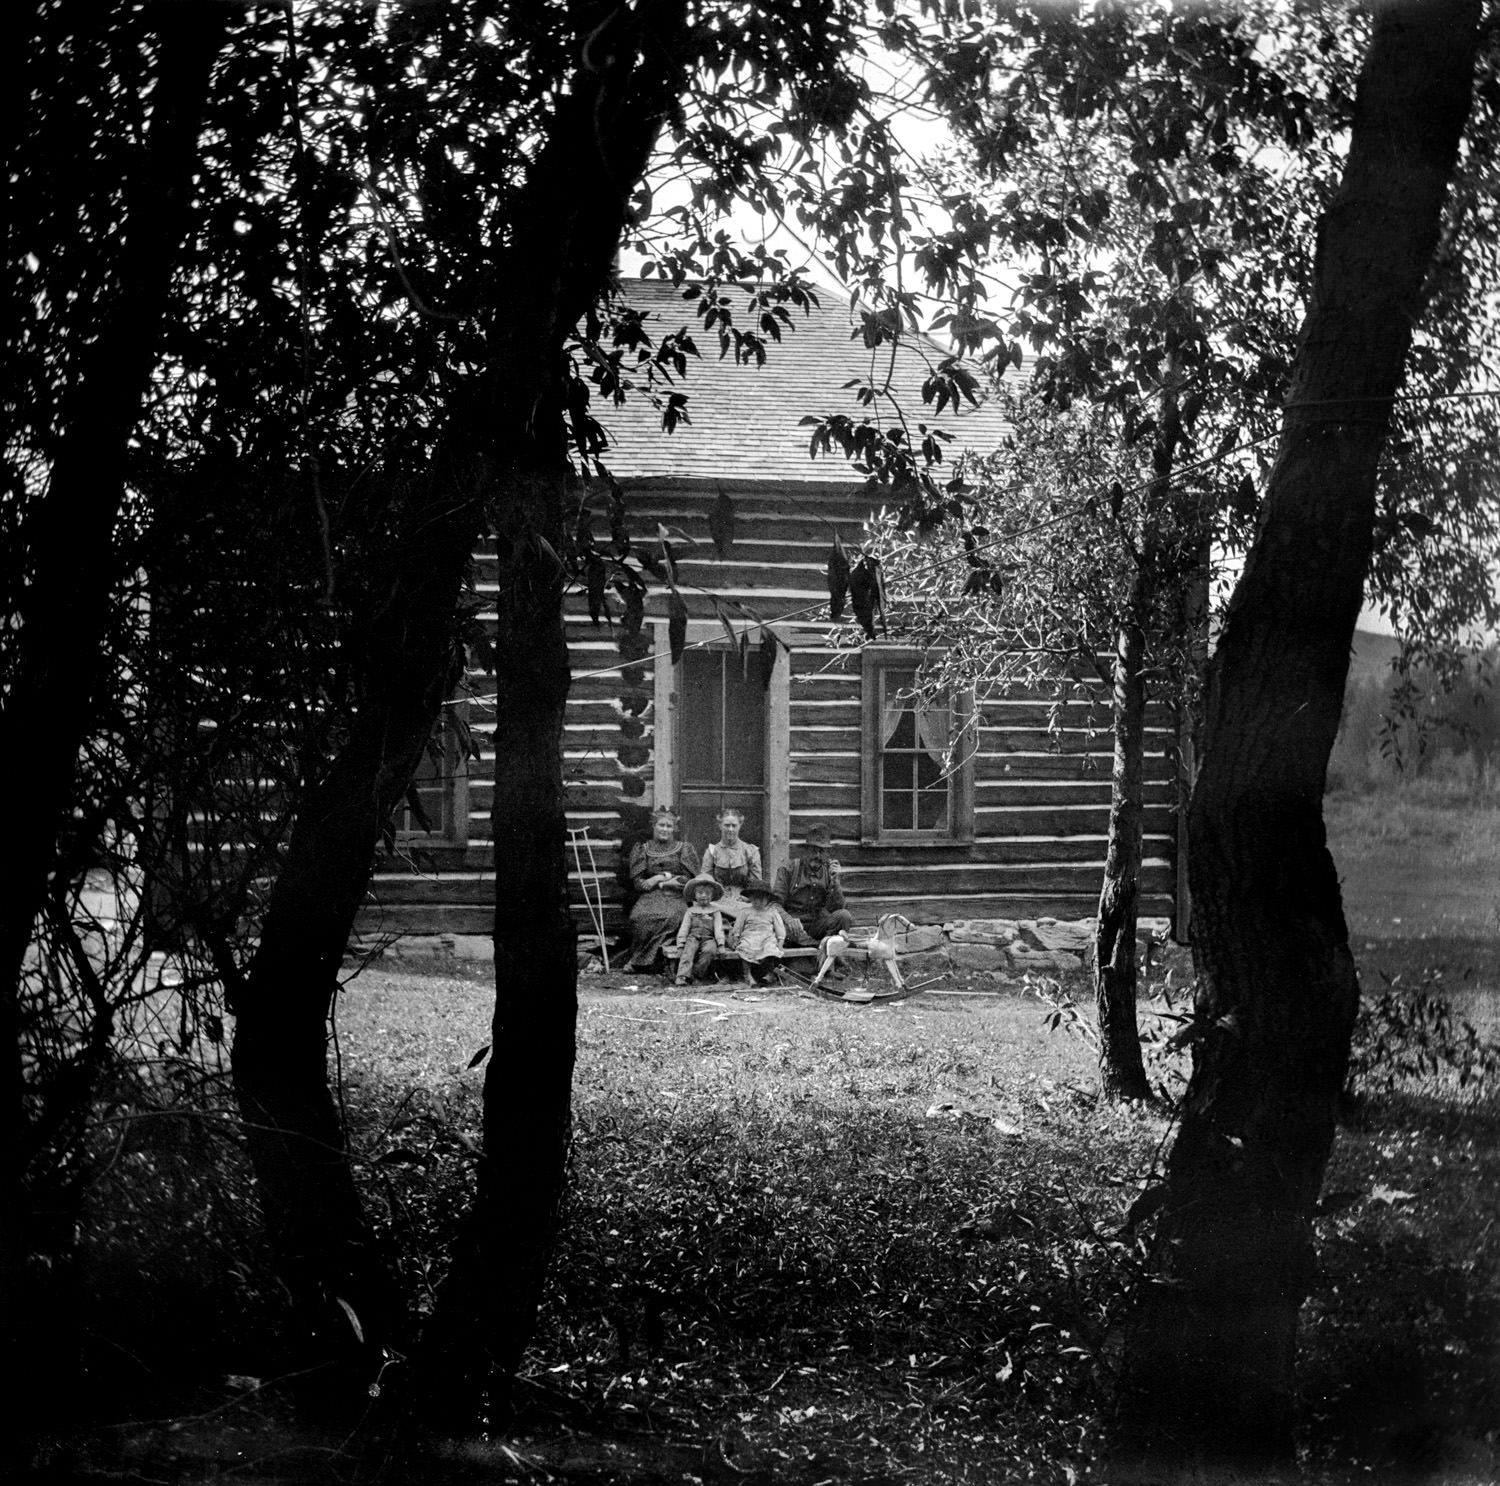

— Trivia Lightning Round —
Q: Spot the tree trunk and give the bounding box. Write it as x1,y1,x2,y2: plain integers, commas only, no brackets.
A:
2,10,229,1455
1112,3,1480,1474
230,454,479,1414
424,469,579,1404
401,7,695,1428
1094,346,1182,1102
1094,592,1152,1102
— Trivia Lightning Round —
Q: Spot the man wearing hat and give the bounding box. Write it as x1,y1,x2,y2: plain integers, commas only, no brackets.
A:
775,824,855,946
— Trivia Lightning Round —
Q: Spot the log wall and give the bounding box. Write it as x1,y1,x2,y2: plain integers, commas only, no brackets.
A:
359,483,1180,941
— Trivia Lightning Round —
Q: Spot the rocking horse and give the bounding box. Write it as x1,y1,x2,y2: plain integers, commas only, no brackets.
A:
811,912,917,994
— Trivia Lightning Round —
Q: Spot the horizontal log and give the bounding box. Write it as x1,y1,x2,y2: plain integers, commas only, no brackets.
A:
976,752,1125,781
791,727,862,753
787,780,861,804
790,699,861,727
847,892,1175,926
976,778,1177,805
982,728,1176,757
375,844,488,873
596,504,875,539
559,696,651,722
975,807,1175,838
367,875,496,906
568,670,658,699
840,861,1174,897
354,905,498,937
557,588,829,624
837,835,1174,868
790,652,857,679
789,757,861,785
557,724,658,751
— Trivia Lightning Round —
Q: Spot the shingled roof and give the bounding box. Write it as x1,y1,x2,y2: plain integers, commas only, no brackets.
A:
591,277,1013,486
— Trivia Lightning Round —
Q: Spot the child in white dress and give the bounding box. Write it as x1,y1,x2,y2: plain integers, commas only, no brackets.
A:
731,879,786,985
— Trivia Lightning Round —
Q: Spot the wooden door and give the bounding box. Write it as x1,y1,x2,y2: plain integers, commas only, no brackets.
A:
678,650,766,856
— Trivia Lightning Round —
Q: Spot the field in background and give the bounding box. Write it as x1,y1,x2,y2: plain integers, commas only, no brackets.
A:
1327,781,1500,1043
1327,782,1500,940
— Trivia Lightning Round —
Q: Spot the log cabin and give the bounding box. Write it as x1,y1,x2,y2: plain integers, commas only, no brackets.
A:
360,278,1181,948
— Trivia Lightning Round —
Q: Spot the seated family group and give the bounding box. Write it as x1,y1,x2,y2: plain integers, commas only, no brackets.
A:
626,805,854,985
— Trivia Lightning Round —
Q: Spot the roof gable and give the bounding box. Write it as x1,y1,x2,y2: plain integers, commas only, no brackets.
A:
589,278,1012,486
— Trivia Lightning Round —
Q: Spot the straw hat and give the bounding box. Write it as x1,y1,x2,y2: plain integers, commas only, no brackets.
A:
682,875,724,903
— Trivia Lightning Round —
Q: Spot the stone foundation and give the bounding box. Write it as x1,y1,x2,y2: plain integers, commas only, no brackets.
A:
360,917,1188,981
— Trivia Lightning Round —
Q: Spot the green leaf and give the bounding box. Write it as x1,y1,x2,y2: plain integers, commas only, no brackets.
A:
715,604,739,653
849,556,882,641
759,629,778,691
403,784,432,834
708,488,736,556
827,535,850,620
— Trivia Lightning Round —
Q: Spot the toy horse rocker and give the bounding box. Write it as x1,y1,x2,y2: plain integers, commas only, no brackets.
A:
812,913,916,998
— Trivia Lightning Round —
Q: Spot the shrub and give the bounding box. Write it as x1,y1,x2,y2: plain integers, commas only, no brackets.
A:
1347,971,1500,1099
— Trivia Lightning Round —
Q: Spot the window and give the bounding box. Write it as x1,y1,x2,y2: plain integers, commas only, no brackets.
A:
860,649,973,844
394,704,469,844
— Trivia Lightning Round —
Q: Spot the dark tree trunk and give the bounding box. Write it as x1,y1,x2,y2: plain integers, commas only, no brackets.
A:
401,5,695,1427
1112,3,1480,1475
1094,593,1152,1103
478,468,578,1372
230,451,480,1412
1094,354,1181,1103
2,9,229,1454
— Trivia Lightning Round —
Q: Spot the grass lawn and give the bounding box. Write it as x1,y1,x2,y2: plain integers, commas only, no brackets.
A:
327,776,1500,1486
342,975,1169,1483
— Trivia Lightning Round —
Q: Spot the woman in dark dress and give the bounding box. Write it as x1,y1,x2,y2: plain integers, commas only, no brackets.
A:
625,806,698,970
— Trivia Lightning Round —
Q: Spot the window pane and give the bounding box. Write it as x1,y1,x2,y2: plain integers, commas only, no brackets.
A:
917,782,949,830
722,660,766,786
916,749,944,791
397,726,449,835
680,652,724,786
882,788,910,831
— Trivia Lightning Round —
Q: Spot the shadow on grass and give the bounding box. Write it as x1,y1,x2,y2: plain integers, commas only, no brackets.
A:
1306,1090,1500,1482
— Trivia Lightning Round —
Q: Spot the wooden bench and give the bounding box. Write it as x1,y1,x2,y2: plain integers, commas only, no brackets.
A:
663,944,821,966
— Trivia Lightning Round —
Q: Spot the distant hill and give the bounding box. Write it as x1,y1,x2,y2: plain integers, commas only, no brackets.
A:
1347,628,1403,690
